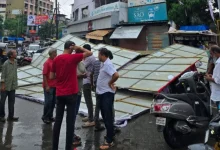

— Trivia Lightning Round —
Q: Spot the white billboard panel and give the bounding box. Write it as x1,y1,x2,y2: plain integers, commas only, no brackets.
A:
128,0,166,7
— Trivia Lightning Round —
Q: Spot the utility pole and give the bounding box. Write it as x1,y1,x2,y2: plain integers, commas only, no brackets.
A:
55,0,58,39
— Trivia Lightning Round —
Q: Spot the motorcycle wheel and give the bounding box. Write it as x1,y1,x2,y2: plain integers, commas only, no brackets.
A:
21,61,30,66
163,120,184,149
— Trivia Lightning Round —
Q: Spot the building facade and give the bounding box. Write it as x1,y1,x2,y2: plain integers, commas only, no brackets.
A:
6,0,53,18
67,0,169,51
6,0,53,36
117,1,169,51
0,0,6,21
68,0,128,45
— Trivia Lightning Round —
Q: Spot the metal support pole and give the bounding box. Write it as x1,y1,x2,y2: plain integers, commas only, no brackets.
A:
218,0,220,18
55,0,58,39
50,8,56,38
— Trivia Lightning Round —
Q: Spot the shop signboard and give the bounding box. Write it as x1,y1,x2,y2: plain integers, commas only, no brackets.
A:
128,3,168,23
27,15,49,26
90,2,127,17
128,0,166,7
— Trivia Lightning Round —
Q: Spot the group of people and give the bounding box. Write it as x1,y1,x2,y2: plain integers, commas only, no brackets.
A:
1,39,220,150
42,41,119,150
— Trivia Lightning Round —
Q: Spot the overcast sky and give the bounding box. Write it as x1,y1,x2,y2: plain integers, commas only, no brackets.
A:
51,0,74,18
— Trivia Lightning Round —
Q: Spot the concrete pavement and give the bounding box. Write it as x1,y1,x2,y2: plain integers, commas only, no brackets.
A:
0,98,205,150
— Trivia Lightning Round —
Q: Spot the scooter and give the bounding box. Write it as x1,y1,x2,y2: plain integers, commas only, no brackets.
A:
188,113,220,150
151,71,212,149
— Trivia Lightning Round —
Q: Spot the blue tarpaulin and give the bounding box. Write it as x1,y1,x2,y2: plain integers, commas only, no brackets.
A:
180,25,209,31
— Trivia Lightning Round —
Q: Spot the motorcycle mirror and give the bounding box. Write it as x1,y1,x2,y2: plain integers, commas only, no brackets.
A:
195,61,203,68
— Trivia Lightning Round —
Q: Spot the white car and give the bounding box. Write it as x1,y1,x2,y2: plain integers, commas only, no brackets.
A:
27,44,41,54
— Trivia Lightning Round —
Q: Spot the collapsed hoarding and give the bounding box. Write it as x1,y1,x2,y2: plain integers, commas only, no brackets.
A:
4,35,208,123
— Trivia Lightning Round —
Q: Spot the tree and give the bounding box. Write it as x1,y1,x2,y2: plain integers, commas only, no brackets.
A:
4,15,27,36
0,15,4,36
38,21,56,40
167,0,218,27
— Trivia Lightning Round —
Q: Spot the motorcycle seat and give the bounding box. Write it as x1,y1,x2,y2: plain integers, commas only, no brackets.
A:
162,94,194,106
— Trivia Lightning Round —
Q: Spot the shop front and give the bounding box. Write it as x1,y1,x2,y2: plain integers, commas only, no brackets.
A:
109,2,169,51
67,2,128,44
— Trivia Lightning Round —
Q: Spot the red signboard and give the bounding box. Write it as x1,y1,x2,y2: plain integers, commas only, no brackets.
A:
29,30,36,34
35,15,49,25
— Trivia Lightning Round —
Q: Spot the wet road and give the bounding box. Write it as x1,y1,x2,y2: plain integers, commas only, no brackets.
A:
0,98,205,150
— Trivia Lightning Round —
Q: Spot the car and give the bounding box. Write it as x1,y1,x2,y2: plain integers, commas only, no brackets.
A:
7,41,16,48
26,44,41,54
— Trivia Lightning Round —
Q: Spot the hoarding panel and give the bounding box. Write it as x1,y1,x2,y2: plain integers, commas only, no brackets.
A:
27,15,49,26
128,0,166,7
27,15,36,26
128,3,168,23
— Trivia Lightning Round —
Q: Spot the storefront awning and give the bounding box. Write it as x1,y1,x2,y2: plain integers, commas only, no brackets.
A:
110,26,144,39
86,30,112,40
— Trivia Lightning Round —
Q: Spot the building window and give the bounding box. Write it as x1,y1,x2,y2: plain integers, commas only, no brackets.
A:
74,9,78,21
72,12,75,20
82,6,89,19
25,4,28,9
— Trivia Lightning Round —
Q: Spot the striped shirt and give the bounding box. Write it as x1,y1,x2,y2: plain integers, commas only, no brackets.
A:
91,60,101,86
83,55,96,85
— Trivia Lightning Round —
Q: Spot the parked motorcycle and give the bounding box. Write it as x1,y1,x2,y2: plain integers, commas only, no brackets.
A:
17,49,32,66
188,113,220,150
151,71,212,149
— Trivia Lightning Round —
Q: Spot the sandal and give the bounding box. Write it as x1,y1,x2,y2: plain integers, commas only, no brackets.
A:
74,135,81,141
73,140,82,147
99,141,114,150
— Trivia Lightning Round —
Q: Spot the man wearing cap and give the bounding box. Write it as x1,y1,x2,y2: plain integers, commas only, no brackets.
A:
50,41,92,150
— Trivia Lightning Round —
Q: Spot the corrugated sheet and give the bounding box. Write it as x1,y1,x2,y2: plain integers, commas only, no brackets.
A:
110,25,144,39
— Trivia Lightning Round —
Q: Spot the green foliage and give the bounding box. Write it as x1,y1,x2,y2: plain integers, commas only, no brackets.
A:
167,0,218,26
38,21,56,40
4,15,27,36
0,15,4,36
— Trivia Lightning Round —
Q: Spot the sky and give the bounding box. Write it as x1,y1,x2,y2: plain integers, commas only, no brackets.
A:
51,0,74,18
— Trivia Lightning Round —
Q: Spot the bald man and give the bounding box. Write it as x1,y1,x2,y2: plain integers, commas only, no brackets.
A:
0,50,19,122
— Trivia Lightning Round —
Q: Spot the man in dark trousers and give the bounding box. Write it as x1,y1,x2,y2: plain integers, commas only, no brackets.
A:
96,48,119,150
0,50,19,122
42,48,57,124
50,41,92,150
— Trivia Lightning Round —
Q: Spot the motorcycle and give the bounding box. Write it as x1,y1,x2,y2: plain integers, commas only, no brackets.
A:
188,113,220,150
17,49,32,66
151,71,212,149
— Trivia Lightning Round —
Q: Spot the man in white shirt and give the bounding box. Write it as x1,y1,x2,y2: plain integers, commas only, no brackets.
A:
205,45,220,109
96,48,119,150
